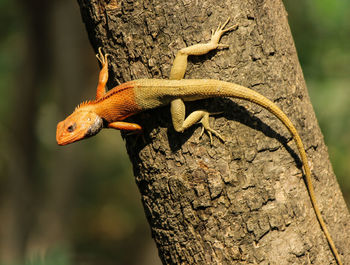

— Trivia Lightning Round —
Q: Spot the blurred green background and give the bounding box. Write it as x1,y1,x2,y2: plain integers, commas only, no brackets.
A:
0,0,348,264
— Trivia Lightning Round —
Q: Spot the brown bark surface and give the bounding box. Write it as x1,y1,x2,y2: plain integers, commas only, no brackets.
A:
77,0,350,264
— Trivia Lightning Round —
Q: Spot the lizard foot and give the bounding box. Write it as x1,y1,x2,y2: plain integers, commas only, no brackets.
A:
96,47,110,67
199,112,225,144
210,17,238,49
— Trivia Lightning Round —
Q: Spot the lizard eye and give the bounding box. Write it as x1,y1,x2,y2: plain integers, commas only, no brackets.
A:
67,123,77,132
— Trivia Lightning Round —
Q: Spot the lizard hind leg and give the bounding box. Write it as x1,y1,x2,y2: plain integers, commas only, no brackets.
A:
169,18,235,143
170,99,224,144
169,17,237,80
180,110,224,144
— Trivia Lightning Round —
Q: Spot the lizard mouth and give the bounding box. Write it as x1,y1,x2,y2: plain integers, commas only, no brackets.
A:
56,120,85,146
56,114,103,146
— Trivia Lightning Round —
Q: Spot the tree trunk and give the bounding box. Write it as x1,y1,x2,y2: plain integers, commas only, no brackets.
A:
77,0,350,264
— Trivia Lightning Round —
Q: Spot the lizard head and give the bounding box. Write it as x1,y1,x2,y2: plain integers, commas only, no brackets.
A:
56,108,103,146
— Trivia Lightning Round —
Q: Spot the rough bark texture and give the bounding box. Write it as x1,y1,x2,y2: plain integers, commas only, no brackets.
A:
77,0,350,264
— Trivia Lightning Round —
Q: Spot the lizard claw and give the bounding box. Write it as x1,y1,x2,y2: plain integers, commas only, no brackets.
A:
198,113,225,145
220,17,239,33
96,47,110,66
210,17,238,46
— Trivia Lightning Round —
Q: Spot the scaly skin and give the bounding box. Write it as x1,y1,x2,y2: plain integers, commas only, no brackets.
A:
56,18,342,265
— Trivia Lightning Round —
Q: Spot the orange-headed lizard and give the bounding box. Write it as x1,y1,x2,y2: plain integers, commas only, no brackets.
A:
56,18,342,265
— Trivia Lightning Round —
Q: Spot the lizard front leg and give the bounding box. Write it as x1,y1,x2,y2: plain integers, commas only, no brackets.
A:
108,121,143,132
95,47,110,100
169,18,237,143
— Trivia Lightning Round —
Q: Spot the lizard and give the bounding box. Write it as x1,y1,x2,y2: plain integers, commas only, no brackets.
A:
56,18,343,265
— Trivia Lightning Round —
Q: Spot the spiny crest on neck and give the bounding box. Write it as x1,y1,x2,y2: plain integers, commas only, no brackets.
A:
94,81,136,103
74,81,136,111
75,100,94,111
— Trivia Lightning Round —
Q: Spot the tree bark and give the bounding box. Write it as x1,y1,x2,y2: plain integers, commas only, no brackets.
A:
77,0,350,264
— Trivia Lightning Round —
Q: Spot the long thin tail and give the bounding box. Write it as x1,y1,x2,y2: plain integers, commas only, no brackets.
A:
219,81,342,265
152,78,342,263
135,78,342,263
